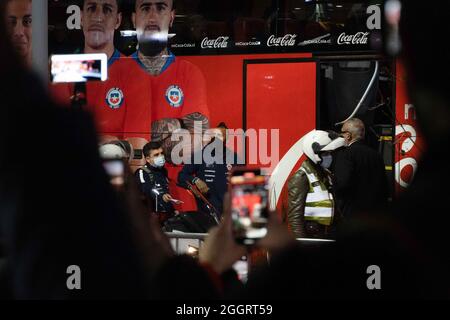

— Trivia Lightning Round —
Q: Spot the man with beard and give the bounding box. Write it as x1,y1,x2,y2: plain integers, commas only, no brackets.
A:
114,0,210,213
5,0,32,67
122,0,210,142
50,0,133,140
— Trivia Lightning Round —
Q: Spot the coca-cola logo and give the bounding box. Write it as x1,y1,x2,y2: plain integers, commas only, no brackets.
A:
337,32,369,45
267,34,297,47
201,36,229,49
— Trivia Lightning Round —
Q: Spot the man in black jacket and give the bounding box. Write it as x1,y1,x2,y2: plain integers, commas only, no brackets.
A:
135,141,175,216
178,127,240,220
332,118,389,219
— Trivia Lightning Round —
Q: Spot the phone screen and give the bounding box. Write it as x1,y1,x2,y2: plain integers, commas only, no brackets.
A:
230,168,269,245
384,0,402,56
102,159,125,187
50,53,108,83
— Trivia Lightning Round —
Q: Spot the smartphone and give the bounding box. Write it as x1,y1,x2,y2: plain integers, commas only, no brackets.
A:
384,0,402,56
50,53,108,83
230,168,269,245
102,159,125,187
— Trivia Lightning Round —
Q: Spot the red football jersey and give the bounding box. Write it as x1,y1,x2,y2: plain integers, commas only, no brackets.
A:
49,50,133,139
166,162,198,212
50,50,209,142
122,52,209,140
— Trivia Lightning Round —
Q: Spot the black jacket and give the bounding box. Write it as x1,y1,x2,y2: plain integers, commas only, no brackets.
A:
135,163,173,213
178,139,241,217
332,140,389,218
240,143,450,300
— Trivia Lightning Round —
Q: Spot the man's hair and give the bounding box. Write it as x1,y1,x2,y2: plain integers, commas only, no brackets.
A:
133,0,176,11
345,118,365,140
79,0,123,12
143,141,162,158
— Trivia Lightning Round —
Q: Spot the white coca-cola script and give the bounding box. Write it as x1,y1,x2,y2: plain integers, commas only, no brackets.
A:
337,32,369,45
201,36,229,49
267,34,297,47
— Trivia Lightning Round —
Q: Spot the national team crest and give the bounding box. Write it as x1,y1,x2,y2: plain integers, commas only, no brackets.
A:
106,88,124,109
165,85,184,108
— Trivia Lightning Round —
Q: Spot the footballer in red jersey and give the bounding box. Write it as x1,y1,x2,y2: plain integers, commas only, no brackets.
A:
49,49,131,139
126,0,210,212
128,0,210,140
121,50,209,140
49,0,129,138
52,0,209,142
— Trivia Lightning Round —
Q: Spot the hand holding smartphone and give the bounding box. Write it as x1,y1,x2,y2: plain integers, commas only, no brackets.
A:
230,168,269,246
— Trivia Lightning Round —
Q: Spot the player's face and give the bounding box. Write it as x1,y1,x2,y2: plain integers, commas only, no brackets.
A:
82,0,122,50
133,0,174,43
5,0,32,61
147,148,164,166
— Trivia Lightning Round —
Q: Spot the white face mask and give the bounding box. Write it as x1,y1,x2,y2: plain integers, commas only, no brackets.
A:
320,155,333,169
152,155,166,168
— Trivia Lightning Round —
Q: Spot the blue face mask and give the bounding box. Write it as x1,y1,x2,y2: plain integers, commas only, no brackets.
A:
320,155,333,169
152,155,166,168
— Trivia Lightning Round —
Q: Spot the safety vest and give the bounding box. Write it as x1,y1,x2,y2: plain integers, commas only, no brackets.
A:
299,160,334,226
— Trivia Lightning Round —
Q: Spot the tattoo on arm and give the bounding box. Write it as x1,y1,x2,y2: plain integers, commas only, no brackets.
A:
181,112,210,133
150,114,209,162
151,118,181,142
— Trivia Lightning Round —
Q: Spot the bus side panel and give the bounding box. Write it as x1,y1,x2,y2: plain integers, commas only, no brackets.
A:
394,60,425,194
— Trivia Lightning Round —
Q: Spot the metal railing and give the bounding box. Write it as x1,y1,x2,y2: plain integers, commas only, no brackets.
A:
165,232,335,283
166,233,207,255
165,232,335,255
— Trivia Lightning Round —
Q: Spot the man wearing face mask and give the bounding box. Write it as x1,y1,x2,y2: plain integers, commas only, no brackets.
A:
287,130,346,239
135,141,174,220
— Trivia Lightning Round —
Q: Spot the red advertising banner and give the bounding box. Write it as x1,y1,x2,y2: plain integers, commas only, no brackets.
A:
394,60,425,194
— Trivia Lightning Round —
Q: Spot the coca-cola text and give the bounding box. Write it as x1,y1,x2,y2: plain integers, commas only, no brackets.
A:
201,36,229,49
337,32,369,45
